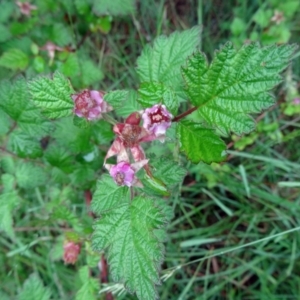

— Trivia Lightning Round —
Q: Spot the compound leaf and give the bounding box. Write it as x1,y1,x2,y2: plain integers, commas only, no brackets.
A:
177,120,226,164
92,196,167,300
182,43,297,135
28,71,74,119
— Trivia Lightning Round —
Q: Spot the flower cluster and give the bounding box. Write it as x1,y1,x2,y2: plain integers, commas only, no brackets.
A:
105,105,172,187
71,89,173,187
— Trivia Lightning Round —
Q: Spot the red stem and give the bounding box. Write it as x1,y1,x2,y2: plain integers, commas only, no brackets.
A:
172,106,198,122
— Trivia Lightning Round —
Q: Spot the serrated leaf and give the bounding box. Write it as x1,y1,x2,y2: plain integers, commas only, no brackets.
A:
16,162,47,189
114,89,141,117
138,82,178,114
93,0,135,16
91,174,130,214
0,49,29,70
137,27,200,92
182,43,297,135
0,78,52,137
70,165,95,188
18,273,51,300
177,120,226,164
150,156,186,187
28,71,74,119
0,0,14,23
104,89,129,109
8,130,43,159
92,196,167,300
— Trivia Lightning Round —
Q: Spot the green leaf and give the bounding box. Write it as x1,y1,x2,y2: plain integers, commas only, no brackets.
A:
50,23,73,47
92,120,114,144
18,273,51,300
92,196,167,300
80,60,104,87
0,24,11,43
91,175,130,214
28,71,74,119
104,89,129,109
44,144,74,173
75,0,92,14
0,174,19,237
182,43,297,135
53,117,92,153
8,130,43,159
114,90,141,117
0,78,52,137
137,27,200,91
150,156,186,187
15,162,47,189
177,120,226,164
59,53,80,78
93,0,135,16
0,0,14,23
0,48,29,71
75,266,99,300
138,82,178,114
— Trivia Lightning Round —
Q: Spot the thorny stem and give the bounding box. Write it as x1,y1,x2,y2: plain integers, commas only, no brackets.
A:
172,106,198,122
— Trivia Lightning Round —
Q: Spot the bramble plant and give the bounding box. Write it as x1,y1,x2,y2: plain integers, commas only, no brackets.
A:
0,15,298,300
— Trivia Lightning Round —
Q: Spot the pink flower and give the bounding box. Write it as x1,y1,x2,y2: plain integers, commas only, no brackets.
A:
16,1,37,16
63,241,81,264
293,98,300,105
40,42,65,64
106,160,148,187
142,104,172,141
71,90,112,121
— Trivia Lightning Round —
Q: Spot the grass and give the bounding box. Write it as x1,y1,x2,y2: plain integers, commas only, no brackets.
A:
1,0,300,299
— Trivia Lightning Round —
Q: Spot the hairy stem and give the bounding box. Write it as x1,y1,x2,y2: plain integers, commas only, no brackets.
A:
172,106,198,122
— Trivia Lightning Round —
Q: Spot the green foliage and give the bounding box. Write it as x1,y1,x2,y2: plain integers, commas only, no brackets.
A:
177,120,227,164
28,72,74,119
136,26,200,111
15,162,47,189
18,273,51,300
182,43,297,135
7,130,43,159
138,82,179,114
0,174,20,237
0,49,29,70
93,0,135,16
92,196,167,300
0,78,52,137
76,266,100,300
91,175,130,213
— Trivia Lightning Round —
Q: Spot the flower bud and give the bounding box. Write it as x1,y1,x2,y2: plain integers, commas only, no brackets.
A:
142,104,172,139
71,90,112,121
63,241,81,264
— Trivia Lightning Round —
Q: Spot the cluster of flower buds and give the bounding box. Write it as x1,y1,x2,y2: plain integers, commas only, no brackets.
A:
63,241,81,265
71,89,173,187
